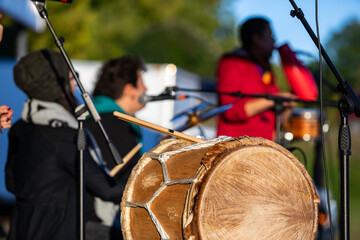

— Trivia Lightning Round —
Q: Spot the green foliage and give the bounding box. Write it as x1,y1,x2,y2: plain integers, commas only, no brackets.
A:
28,0,236,77
326,19,360,88
308,19,360,97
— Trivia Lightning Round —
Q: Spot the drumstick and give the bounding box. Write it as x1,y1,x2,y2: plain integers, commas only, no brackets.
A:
113,111,204,143
110,143,143,177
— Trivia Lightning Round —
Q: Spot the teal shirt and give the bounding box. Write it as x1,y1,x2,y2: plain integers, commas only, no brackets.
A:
92,95,143,153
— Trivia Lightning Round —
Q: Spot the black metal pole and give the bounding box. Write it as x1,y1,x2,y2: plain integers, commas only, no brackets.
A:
288,1,360,239
76,105,87,240
170,86,338,107
273,101,284,144
31,1,122,165
287,1,360,115
289,0,345,90
338,107,351,240
31,2,124,240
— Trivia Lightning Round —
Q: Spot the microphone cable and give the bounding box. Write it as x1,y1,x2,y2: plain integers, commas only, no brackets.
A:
315,0,334,238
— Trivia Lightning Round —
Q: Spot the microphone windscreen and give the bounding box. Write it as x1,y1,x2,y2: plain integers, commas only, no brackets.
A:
138,94,148,105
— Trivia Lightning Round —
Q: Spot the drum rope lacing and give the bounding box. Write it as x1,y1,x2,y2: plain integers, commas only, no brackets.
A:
125,136,232,240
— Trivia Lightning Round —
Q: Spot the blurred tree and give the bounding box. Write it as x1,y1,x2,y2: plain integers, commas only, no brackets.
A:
327,19,360,88
27,0,236,77
308,19,360,98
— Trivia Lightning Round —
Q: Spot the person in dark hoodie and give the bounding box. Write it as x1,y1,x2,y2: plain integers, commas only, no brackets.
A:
5,49,125,240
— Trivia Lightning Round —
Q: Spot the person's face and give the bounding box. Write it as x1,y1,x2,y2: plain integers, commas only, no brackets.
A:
254,24,276,60
132,70,147,112
69,71,76,94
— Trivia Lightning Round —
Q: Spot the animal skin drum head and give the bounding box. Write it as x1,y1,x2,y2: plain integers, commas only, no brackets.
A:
183,137,319,240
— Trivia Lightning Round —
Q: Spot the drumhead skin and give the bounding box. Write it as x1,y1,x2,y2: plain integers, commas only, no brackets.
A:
182,137,319,240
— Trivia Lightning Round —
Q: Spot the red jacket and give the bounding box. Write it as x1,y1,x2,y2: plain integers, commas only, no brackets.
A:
216,50,279,140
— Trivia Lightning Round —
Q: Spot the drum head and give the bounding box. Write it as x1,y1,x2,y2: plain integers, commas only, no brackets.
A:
183,137,319,240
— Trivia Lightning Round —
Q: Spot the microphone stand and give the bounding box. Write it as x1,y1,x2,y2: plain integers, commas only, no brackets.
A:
170,86,337,144
32,2,123,240
75,105,88,240
289,1,360,239
32,1,122,165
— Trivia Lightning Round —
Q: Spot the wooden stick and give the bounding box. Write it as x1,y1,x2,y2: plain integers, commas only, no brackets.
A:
110,143,143,177
113,111,204,143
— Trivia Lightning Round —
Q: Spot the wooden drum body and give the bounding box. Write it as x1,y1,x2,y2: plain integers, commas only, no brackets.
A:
121,137,319,240
121,137,231,239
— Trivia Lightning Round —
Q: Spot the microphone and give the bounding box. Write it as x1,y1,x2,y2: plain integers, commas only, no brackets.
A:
139,93,188,105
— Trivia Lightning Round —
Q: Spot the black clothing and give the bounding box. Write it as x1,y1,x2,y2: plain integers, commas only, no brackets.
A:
85,112,141,183
5,120,125,240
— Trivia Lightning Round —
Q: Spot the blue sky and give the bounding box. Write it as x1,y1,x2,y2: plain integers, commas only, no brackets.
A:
224,0,360,62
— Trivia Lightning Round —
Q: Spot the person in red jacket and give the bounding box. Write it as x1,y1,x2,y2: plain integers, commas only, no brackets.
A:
216,17,295,140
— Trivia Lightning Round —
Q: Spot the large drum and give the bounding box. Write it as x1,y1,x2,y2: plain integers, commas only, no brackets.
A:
121,136,319,240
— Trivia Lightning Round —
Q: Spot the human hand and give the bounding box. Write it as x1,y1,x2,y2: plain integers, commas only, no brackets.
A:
276,92,297,108
0,12,3,42
0,105,14,132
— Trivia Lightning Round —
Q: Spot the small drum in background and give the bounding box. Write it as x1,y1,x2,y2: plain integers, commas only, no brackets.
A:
122,137,320,240
284,108,322,141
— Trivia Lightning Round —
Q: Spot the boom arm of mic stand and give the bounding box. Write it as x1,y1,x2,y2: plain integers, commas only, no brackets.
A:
171,87,340,107
289,0,360,117
289,1,357,240
32,1,122,165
